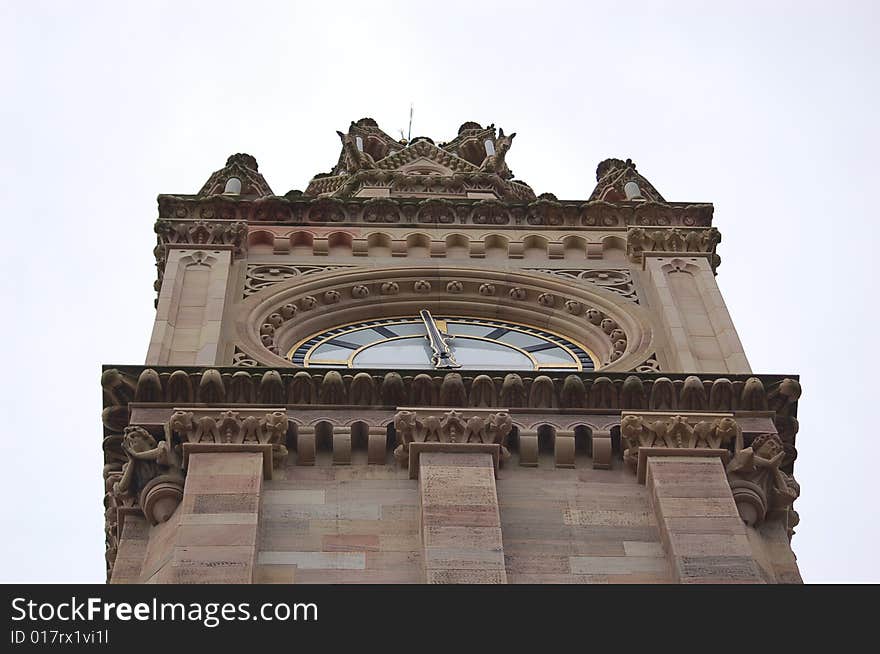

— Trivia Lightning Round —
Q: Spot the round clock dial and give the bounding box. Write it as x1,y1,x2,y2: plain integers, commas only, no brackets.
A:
289,315,596,371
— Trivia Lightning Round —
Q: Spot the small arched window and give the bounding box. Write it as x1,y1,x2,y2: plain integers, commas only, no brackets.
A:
224,177,242,194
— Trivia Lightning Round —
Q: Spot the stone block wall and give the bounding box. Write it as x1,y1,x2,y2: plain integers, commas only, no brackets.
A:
256,461,422,583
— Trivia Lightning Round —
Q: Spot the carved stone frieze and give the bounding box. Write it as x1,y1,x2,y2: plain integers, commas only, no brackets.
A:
392,408,513,468
167,408,289,465
620,411,741,468
156,194,713,229
626,226,722,271
104,367,801,449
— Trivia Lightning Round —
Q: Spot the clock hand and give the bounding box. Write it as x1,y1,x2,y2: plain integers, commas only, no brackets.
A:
419,309,461,369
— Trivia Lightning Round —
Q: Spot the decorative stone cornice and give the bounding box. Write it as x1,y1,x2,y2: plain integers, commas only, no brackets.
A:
156,194,713,229
102,367,801,464
102,368,799,413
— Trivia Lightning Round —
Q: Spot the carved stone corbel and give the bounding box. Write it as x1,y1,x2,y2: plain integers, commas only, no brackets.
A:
110,426,185,527
367,426,387,465
295,426,316,465
166,408,289,469
726,433,800,528
620,411,740,472
554,430,575,468
591,429,612,469
518,429,538,467
392,408,513,474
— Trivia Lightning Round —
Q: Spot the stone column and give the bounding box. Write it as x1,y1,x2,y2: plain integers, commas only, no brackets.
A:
418,452,507,584
645,455,765,583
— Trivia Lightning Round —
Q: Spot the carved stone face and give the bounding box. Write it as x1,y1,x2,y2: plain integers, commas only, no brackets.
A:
754,435,783,460
122,427,156,453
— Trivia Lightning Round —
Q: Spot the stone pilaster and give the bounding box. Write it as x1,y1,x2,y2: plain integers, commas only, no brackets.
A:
645,456,765,583
644,255,749,374
419,452,507,584
147,246,232,366
163,451,265,583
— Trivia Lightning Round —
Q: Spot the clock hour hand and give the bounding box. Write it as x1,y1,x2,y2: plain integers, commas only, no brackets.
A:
419,309,461,369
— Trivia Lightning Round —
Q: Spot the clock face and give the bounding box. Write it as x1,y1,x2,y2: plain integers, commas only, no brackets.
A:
289,315,596,371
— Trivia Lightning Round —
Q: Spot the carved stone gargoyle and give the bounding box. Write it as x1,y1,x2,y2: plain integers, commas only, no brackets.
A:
479,128,516,179
111,426,185,526
726,433,800,528
338,130,377,172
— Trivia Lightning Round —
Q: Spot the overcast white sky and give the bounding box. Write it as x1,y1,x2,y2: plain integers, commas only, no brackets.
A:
1,0,877,583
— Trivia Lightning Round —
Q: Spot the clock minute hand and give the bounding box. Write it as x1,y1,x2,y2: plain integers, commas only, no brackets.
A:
419,309,461,369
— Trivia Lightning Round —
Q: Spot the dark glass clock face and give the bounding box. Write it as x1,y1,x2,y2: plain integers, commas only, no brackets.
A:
289,316,596,371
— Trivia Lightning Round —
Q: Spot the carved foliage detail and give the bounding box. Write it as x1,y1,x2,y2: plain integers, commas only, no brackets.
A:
620,413,741,467
168,409,289,464
392,409,513,466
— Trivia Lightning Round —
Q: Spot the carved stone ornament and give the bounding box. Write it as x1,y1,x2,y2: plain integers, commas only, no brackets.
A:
626,226,722,271
620,412,741,468
392,409,513,467
167,408,289,465
726,433,800,528
110,426,185,527
158,194,713,231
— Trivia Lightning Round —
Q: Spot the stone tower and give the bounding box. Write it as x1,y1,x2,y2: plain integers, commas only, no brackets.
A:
101,118,802,583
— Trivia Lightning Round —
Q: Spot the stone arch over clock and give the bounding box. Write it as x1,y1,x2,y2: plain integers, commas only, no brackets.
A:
235,266,656,371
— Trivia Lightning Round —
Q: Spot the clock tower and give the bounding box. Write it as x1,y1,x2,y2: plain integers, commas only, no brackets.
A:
102,118,803,583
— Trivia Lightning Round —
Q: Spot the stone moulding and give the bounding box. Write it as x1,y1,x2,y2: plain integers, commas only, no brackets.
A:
102,367,801,465
156,195,713,229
